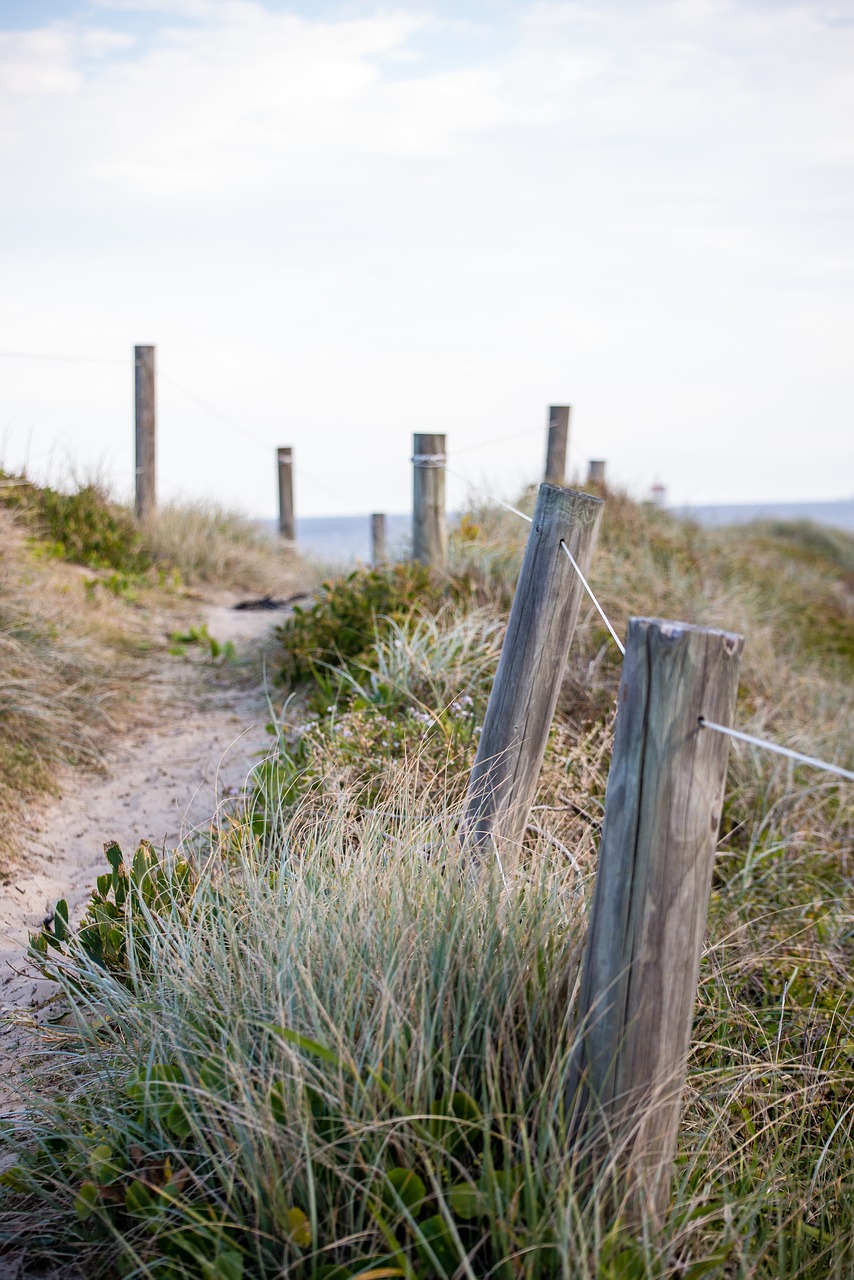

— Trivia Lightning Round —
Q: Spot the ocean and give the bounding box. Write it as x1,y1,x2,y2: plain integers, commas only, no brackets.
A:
293,514,412,567
287,500,854,566
674,499,854,533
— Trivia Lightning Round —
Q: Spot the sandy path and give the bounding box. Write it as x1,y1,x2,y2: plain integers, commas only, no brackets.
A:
0,601,284,1115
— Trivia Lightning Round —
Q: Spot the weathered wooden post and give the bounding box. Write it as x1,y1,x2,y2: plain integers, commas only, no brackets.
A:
277,447,296,545
371,513,387,565
545,405,570,485
463,484,603,854
412,433,446,568
570,617,743,1216
587,459,606,487
134,345,156,521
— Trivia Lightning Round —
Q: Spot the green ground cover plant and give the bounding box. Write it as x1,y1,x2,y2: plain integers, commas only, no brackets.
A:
276,562,481,689
1,493,852,1278
1,470,303,593
1,472,151,573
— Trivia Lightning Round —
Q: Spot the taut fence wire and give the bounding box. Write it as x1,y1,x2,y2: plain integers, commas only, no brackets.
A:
460,470,853,787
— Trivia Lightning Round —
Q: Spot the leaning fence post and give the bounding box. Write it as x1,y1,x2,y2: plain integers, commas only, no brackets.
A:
134,345,156,521
277,447,296,545
462,484,603,854
371,513,387,565
412,433,446,568
569,617,743,1216
545,405,570,484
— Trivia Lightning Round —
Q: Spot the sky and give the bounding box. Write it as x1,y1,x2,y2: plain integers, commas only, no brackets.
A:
1,0,852,518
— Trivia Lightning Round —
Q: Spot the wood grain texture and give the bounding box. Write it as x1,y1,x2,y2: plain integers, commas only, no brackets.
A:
463,483,603,854
371,513,387,565
545,405,570,485
277,447,296,544
570,617,744,1214
134,345,156,522
412,433,447,567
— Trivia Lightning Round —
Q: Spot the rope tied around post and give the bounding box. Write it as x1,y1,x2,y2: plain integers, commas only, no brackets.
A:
411,453,447,467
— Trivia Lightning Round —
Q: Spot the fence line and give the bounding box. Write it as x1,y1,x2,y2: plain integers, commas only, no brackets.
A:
5,348,853,787
461,473,853,787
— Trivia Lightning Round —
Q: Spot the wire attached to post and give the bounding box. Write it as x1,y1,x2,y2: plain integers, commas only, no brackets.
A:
699,718,854,782
443,465,533,523
559,540,626,656
0,349,131,367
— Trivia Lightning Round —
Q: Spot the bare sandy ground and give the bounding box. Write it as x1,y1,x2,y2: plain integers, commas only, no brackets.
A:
0,600,283,1123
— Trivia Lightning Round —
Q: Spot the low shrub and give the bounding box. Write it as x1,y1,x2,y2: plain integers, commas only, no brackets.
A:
276,563,478,687
1,474,150,573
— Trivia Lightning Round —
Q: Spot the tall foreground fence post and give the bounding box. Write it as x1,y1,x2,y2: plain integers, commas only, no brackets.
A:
570,617,744,1216
412,433,446,568
463,484,603,854
134,345,156,521
545,405,570,484
371,513,387,565
277,447,296,545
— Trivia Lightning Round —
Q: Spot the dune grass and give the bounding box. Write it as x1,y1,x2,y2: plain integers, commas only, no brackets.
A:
1,491,852,1277
0,475,308,868
0,467,304,595
0,509,116,860
141,500,300,595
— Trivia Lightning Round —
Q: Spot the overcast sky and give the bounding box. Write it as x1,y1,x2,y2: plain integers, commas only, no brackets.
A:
1,0,852,518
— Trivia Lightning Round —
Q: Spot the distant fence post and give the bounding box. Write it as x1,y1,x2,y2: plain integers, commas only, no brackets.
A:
371,513,387,565
134,345,156,521
277,447,296,545
412,433,446,568
545,405,570,484
587,459,606,487
462,484,603,855
569,617,743,1217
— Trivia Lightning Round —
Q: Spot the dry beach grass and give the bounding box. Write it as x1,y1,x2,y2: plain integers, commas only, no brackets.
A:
0,486,851,1278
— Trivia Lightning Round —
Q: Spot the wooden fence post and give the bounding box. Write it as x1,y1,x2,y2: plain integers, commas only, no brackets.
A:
463,484,603,854
134,345,156,521
277,447,296,545
545,405,570,484
371,513,387,565
412,433,446,568
570,617,743,1216
587,459,606,487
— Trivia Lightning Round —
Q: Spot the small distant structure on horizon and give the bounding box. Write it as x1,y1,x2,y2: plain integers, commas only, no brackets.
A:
650,482,667,508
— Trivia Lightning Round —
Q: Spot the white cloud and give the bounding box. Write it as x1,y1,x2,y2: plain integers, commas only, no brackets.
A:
0,1,852,512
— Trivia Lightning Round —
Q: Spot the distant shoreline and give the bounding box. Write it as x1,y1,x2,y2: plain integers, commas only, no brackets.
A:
275,499,854,566
674,498,854,533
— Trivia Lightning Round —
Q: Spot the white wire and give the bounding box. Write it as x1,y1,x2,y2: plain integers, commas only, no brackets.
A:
450,425,545,456
0,349,130,366
156,369,270,452
699,718,854,782
559,540,626,656
443,465,533,523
